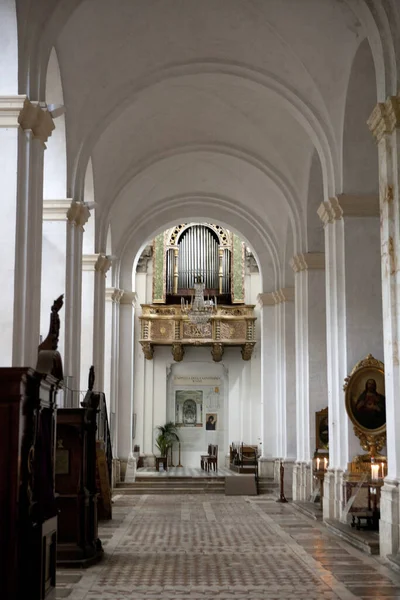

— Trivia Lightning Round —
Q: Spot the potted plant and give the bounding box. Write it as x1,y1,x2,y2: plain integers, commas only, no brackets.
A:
155,422,180,471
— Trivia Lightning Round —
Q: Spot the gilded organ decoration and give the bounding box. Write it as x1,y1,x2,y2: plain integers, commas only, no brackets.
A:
142,221,256,362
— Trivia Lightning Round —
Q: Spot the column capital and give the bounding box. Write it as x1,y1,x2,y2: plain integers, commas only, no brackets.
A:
368,95,400,142
106,287,124,303
290,253,325,272
317,198,343,226
0,95,26,127
82,254,99,271
120,290,138,307
95,253,112,276
67,201,91,230
258,288,294,306
18,98,55,144
43,199,73,221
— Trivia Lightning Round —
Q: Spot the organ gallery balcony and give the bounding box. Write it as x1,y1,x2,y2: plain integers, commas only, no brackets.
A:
139,304,256,362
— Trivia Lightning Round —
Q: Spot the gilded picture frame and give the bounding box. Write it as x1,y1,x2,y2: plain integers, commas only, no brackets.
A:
343,354,386,455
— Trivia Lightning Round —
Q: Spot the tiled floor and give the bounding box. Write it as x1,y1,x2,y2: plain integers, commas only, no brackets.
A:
56,494,400,599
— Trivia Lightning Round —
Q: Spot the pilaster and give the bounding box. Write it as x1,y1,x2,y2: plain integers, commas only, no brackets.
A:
65,201,91,405
118,290,138,461
105,287,124,455
290,252,326,501
93,254,112,393
368,95,400,556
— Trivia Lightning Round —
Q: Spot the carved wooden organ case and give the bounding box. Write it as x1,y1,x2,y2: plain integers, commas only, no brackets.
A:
140,223,257,362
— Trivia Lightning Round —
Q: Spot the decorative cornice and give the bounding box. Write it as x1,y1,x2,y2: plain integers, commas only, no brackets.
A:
258,288,294,306
273,287,294,304
95,254,112,276
82,254,99,271
67,201,91,230
257,292,276,307
0,95,26,127
368,95,400,142
106,288,124,303
318,194,379,226
291,253,325,272
120,291,139,307
18,98,55,143
43,199,72,221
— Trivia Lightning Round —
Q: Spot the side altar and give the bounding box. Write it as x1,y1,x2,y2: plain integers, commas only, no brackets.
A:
139,303,256,362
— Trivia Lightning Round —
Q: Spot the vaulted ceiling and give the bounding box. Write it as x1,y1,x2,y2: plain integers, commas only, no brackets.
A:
14,0,399,289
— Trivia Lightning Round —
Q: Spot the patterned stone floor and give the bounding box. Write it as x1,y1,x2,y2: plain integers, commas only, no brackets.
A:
135,466,238,477
56,494,400,599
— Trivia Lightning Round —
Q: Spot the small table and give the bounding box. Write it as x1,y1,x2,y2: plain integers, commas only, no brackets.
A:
344,480,383,531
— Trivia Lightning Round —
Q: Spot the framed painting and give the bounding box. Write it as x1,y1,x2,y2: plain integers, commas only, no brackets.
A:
344,354,386,456
206,413,217,431
315,407,328,450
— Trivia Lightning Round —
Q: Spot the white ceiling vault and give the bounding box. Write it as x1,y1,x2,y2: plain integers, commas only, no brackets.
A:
14,0,400,290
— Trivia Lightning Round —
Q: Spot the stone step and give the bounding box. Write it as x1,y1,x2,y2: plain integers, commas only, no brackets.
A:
116,486,225,495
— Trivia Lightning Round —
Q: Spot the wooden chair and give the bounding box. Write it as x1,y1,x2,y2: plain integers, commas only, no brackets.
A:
207,445,218,472
201,444,212,470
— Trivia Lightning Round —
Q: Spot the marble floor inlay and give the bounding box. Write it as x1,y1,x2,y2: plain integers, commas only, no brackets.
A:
56,494,400,599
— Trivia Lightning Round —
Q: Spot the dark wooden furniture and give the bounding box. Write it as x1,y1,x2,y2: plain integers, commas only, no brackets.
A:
229,443,258,473
201,444,212,470
56,390,103,566
0,368,59,600
155,456,168,471
0,296,63,600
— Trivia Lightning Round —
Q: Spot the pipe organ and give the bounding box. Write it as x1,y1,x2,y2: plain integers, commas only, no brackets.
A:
166,224,230,295
142,222,256,362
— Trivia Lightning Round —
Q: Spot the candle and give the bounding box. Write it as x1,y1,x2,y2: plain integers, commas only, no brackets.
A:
371,464,379,481
316,458,320,471
381,462,385,478
324,458,328,471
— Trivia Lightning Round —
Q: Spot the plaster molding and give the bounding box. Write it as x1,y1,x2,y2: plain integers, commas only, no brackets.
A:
120,291,138,307
95,253,112,276
18,98,55,143
106,287,124,303
337,194,379,217
257,292,275,307
273,287,294,304
368,95,400,142
258,288,294,306
82,254,99,271
0,95,27,127
291,253,325,272
43,199,73,221
67,201,91,230
318,195,379,226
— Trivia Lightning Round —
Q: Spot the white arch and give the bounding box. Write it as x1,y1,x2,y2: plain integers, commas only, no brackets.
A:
98,143,305,254
70,62,339,201
116,193,281,293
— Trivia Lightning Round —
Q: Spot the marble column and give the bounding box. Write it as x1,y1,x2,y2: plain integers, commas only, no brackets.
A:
117,291,137,479
318,195,382,521
290,253,326,502
105,287,124,453
369,95,400,556
0,97,54,367
92,254,112,393
64,201,90,406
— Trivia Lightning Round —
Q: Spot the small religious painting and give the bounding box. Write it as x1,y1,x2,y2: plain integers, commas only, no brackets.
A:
315,407,328,449
175,390,203,426
206,413,217,431
345,355,386,433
